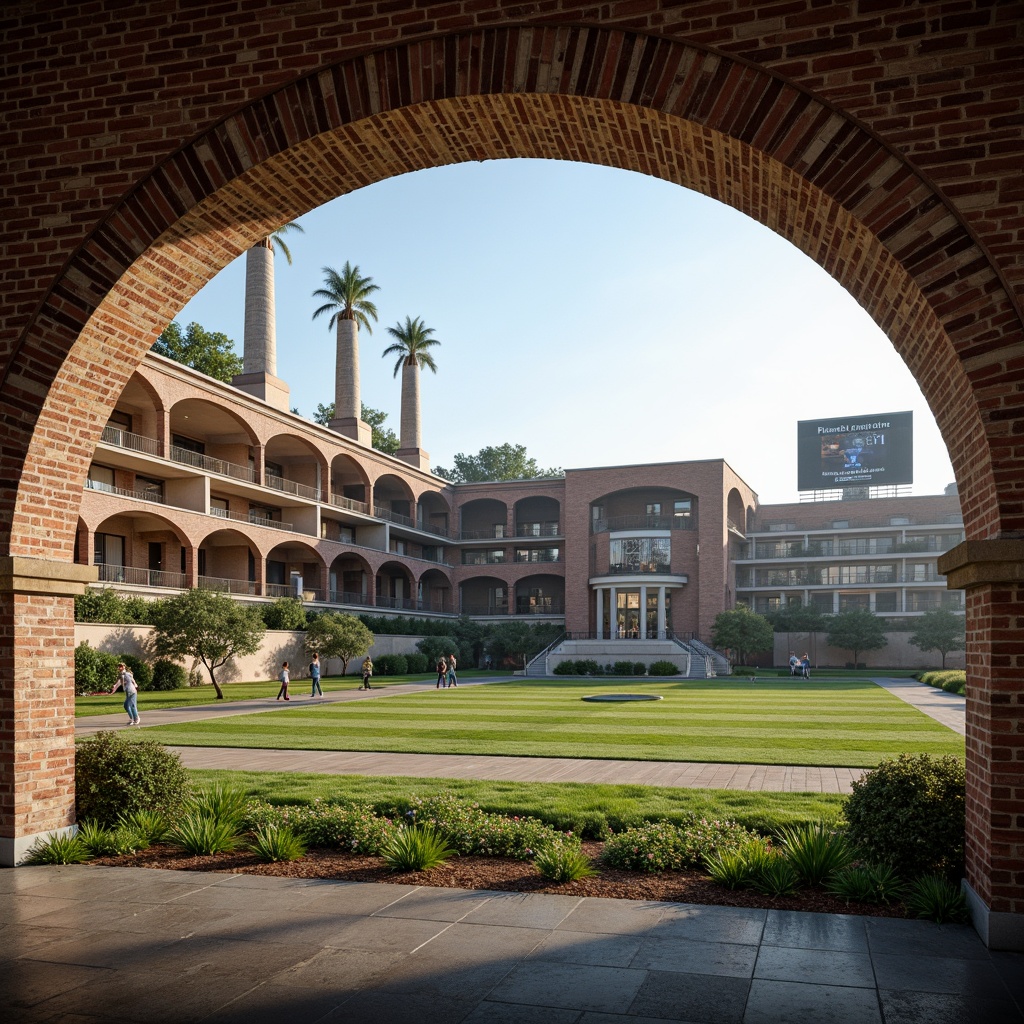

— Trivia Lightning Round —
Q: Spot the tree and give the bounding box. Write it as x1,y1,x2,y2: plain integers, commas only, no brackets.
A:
826,607,888,667
153,321,243,383
416,634,461,666
314,401,399,455
487,621,549,669
435,443,563,483
260,596,308,631
382,315,440,452
305,612,374,675
908,609,966,669
150,589,266,698
710,606,775,666
312,263,379,426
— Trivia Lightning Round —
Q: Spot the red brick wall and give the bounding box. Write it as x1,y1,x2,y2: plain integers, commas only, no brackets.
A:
2,3,1022,920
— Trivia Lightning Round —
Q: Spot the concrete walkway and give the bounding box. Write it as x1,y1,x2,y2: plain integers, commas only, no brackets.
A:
76,676,964,796
4,863,1022,1024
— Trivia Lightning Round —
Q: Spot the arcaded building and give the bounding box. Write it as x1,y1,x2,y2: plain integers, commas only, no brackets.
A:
78,352,959,651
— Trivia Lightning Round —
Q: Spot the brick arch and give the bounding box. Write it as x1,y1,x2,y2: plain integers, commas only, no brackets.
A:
3,14,1023,941
7,27,1018,561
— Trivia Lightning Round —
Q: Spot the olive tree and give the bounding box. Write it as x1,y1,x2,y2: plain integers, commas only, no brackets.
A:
305,612,374,675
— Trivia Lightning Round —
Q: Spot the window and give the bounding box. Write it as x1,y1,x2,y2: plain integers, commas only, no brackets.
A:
172,434,205,454
832,520,850,529
462,549,505,565
210,497,229,517
890,516,910,526
768,522,794,532
810,593,834,611
609,537,671,573
673,500,692,518
265,460,283,478
249,504,279,524
646,502,661,516
839,593,870,611
875,592,899,612
87,464,115,491
135,476,163,501
93,532,124,566
515,547,560,563
107,409,132,432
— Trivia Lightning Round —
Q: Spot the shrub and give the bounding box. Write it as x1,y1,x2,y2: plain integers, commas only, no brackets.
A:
119,654,152,692
553,660,579,675
534,841,596,882
918,670,966,696
634,662,646,675
189,784,249,826
374,654,408,676
74,589,153,624
904,875,968,923
119,808,170,845
380,825,454,871
705,848,755,889
647,660,680,676
612,661,636,676
777,822,854,886
750,854,801,896
242,800,399,854
843,753,965,878
75,731,191,828
826,862,904,904
261,596,307,631
246,823,307,863
405,653,428,674
74,642,120,695
167,813,241,855
150,659,187,691
23,831,91,865
604,816,758,872
77,819,147,857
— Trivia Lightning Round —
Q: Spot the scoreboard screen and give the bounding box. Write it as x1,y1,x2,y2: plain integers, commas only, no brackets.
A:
797,412,913,490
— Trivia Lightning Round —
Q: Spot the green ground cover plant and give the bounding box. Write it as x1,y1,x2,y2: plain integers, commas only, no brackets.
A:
136,677,964,768
916,669,966,695
603,817,757,871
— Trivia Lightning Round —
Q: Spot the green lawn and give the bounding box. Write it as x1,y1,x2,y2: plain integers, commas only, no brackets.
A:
134,677,964,768
74,673,488,716
188,769,846,836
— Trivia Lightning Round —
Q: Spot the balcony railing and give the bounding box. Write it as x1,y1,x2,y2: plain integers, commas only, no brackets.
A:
605,561,672,575
515,600,565,615
328,590,375,607
209,506,295,533
198,575,256,595
171,445,258,483
329,493,370,515
374,594,419,610
514,553,561,563
96,563,186,589
373,505,417,528
100,425,163,458
514,523,560,537
460,603,510,616
86,479,166,505
266,474,321,501
593,514,694,533
460,527,507,540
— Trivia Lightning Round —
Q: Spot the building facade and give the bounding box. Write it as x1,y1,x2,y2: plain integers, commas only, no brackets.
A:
79,353,961,651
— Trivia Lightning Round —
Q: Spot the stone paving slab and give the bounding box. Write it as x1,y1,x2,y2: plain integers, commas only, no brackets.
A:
3,865,1021,1024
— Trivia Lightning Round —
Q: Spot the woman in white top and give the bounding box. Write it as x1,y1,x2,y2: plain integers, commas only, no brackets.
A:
111,663,140,725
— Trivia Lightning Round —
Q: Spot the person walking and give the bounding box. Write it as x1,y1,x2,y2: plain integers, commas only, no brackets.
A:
309,653,322,697
360,655,374,690
111,662,140,726
436,655,447,689
446,652,458,688
800,653,811,679
276,661,291,700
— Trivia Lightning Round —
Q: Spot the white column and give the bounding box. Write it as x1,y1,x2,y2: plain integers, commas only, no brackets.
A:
610,586,617,638
657,587,666,639
595,588,604,640
639,584,648,639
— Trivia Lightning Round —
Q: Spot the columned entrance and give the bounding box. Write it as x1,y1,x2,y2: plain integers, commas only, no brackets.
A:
594,585,672,640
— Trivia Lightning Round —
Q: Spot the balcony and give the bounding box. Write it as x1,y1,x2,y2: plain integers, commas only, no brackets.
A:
86,479,166,505
198,575,256,595
329,492,370,515
100,425,163,458
514,523,560,537
606,561,671,575
96,563,186,589
328,590,375,607
171,445,257,483
593,514,694,533
266,474,321,501
209,506,295,533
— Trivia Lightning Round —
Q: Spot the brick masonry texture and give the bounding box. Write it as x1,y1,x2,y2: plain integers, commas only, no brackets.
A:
1,2,1022,919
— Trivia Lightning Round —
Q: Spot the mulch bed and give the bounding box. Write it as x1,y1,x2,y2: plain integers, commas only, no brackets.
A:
93,841,908,918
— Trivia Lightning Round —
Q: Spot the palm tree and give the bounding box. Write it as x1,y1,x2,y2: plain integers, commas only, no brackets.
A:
312,263,379,431
242,221,304,385
383,315,440,454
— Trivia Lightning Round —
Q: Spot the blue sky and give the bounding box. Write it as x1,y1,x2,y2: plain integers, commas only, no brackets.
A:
176,158,955,505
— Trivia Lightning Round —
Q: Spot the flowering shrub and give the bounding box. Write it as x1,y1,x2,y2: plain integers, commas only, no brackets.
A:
604,816,759,873
405,792,572,860
242,800,399,854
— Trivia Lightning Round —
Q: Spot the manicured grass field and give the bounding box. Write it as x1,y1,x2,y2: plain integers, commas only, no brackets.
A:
188,769,847,836
137,677,964,767
74,673,484,716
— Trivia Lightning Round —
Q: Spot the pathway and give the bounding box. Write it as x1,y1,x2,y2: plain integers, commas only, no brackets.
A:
76,675,965,796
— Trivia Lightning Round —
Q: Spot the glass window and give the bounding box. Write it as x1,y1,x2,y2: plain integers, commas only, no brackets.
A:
462,549,505,565
108,409,132,432
646,503,661,516
839,593,870,611
249,504,279,524
832,520,849,529
210,497,229,516
673,500,692,518
93,532,124,566
515,547,559,563
135,476,163,501
609,537,671,573
265,460,283,478
172,434,205,454
87,464,115,491
875,592,899,612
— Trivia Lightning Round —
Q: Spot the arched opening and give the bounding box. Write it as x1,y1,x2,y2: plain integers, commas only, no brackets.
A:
375,561,416,611
418,567,454,615
328,552,374,608
83,511,189,592
514,573,565,618
373,475,416,527
264,433,327,503
266,540,326,601
3,16,1021,944
197,528,259,596
330,454,370,512
459,498,509,541
513,496,561,539
417,491,451,539
168,399,259,485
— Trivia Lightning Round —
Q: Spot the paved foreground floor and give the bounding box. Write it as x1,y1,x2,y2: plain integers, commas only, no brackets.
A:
4,864,1022,1024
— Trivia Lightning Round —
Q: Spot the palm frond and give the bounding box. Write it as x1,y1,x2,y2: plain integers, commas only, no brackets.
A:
312,263,379,332
383,316,441,376
268,220,304,265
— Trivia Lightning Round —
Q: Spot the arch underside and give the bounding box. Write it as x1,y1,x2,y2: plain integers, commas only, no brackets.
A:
7,26,1019,565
